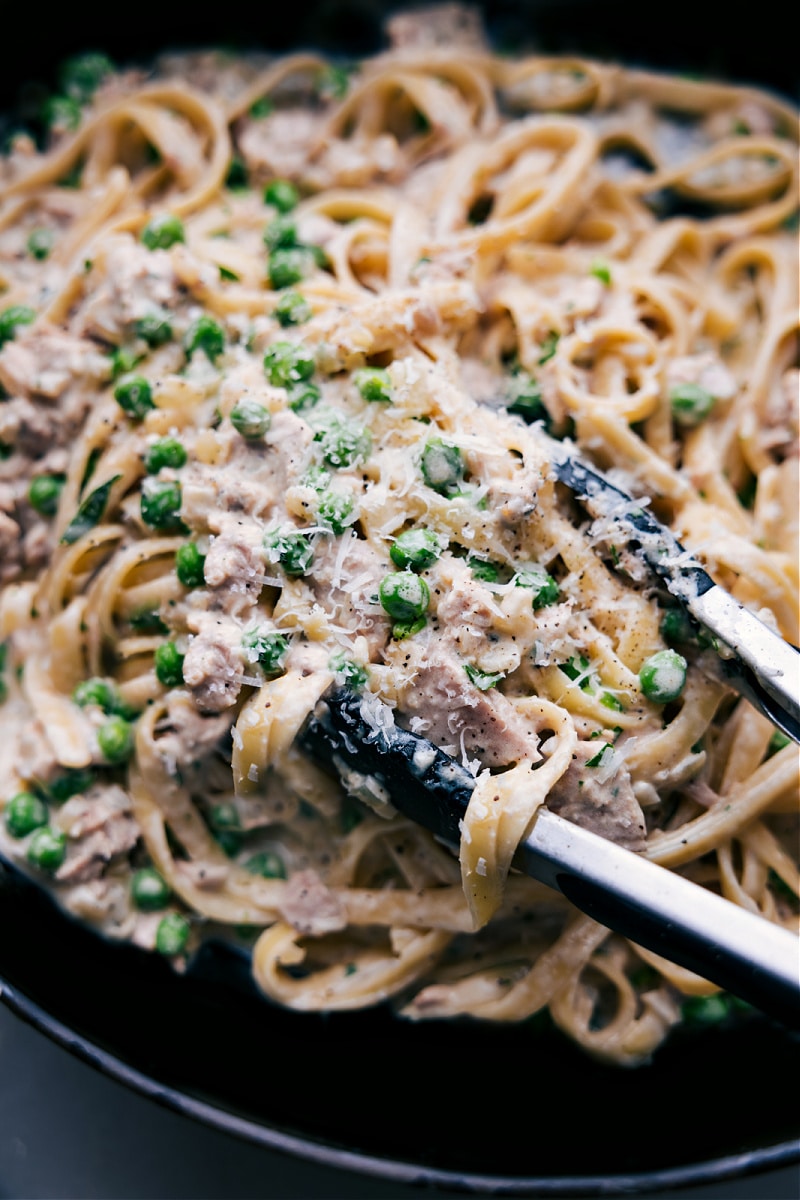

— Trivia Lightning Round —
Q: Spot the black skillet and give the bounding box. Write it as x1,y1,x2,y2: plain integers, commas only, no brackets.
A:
1,1,798,1193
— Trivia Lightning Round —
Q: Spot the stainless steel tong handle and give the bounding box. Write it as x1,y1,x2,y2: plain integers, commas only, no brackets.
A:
518,808,800,1030
548,438,800,744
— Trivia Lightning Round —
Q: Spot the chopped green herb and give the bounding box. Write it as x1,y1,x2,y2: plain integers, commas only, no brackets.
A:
515,562,559,608
0,304,36,347
61,475,120,544
537,331,560,363
464,664,504,691
225,154,249,189
218,264,240,282
329,651,368,690
467,557,499,583
590,257,612,285
505,371,548,424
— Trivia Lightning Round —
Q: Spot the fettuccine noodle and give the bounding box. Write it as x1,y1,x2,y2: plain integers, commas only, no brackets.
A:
0,6,796,1066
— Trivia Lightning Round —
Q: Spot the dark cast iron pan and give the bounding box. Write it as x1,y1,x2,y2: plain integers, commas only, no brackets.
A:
1,1,798,1192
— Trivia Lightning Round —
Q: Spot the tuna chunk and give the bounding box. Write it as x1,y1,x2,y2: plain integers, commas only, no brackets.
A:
155,691,235,771
183,613,245,713
238,109,323,184
55,784,139,884
79,235,181,342
310,533,391,656
204,518,265,617
546,740,646,852
0,329,107,400
398,644,539,767
279,868,346,936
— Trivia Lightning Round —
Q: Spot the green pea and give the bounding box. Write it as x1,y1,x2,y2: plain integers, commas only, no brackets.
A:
263,340,315,387
420,438,464,494
175,542,206,589
131,867,171,912
242,629,290,676
515,563,559,609
312,411,371,470
28,473,66,517
268,246,317,290
328,651,368,690
59,52,114,101
389,528,441,571
155,912,190,956
4,792,48,839
379,571,430,623
46,768,95,804
184,314,225,363
353,367,392,403
317,489,355,535
669,382,715,428
0,305,36,346
140,478,183,530
230,398,271,439
42,95,81,131
681,994,739,1026
263,179,299,213
115,374,154,419
263,528,315,577
263,215,298,251
274,290,312,327
27,827,67,873
209,802,241,833
26,227,54,260
505,372,548,425
154,641,185,688
660,608,694,645
144,437,187,473
141,213,185,251
288,382,322,413
97,715,134,764
73,677,119,712
639,649,687,704
301,465,330,491
135,311,173,348
245,851,286,879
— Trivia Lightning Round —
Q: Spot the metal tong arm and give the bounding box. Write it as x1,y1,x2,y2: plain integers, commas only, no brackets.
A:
550,442,800,743
301,690,800,1031
519,808,800,1031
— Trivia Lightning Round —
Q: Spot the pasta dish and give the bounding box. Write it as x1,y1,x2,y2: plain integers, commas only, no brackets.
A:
0,5,797,1067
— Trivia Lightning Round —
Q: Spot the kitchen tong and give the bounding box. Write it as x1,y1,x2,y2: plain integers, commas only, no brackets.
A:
299,440,800,1029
